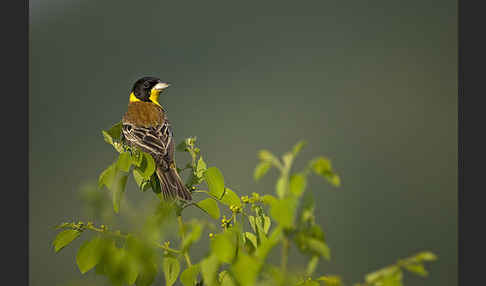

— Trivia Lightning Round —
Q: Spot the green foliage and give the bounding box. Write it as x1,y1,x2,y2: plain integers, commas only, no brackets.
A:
180,264,201,286
353,251,438,286
205,167,225,199
269,197,297,228
76,236,104,274
98,121,160,211
163,256,181,286
211,230,237,263
254,161,272,181
309,157,341,188
52,125,438,286
317,275,342,286
201,254,220,286
196,198,221,220
53,229,81,252
219,188,241,208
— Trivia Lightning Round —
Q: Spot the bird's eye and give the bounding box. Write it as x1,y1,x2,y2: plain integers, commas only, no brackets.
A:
143,82,151,88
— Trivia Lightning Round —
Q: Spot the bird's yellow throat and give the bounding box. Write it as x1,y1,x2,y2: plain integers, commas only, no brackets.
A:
129,90,162,108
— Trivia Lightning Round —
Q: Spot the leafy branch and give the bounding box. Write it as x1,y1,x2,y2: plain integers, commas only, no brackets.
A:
51,121,437,286
54,221,181,255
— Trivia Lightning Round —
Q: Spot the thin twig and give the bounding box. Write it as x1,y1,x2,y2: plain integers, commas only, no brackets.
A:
57,222,181,254
178,215,193,267
282,237,289,272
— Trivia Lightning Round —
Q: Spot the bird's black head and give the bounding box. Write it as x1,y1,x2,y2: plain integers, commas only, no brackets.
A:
129,77,170,106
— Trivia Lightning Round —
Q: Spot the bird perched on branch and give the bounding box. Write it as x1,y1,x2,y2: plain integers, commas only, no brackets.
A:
121,77,191,201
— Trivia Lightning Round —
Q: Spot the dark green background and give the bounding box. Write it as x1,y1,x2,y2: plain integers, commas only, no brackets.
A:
30,1,457,285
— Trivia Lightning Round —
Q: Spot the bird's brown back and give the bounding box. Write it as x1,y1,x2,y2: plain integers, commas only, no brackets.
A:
122,102,166,128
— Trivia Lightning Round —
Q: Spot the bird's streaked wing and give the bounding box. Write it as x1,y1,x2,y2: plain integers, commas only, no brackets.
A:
122,120,173,164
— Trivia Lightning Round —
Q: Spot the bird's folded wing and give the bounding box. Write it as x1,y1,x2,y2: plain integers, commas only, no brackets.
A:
122,120,172,160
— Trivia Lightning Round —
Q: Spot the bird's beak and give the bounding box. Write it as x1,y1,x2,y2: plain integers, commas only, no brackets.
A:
153,82,170,90
149,82,170,107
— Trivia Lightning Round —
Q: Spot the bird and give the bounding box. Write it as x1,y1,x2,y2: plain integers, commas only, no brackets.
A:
121,76,192,201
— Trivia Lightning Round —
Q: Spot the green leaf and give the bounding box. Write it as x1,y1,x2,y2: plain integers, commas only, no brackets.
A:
196,156,207,178
326,173,341,187
130,149,144,167
294,226,329,260
133,168,144,186
365,265,399,284
263,215,271,234
317,275,342,286
254,161,271,181
254,227,283,261
76,236,103,274
306,238,331,260
292,140,307,157
403,263,428,277
231,253,261,286
99,239,144,286
102,130,115,146
102,130,114,145
306,256,319,276
163,256,180,286
290,173,307,197
205,167,225,198
262,194,278,205
219,188,241,208
99,242,140,286
300,201,316,224
244,232,258,249
196,198,221,219
186,137,197,146
249,207,271,243
258,149,277,162
248,216,257,233
380,270,403,286
300,280,320,286
414,251,438,262
275,176,288,198
123,259,140,286
122,237,156,285
182,224,203,250
310,157,341,187
98,163,117,190
282,152,293,169
106,121,123,141
211,231,236,263
270,197,297,228
117,152,132,172
219,271,237,286
150,174,162,197
180,264,201,286
201,254,220,286
93,237,116,276
135,262,158,286
137,152,156,179
53,229,81,252
112,173,129,214
102,244,125,286
311,157,332,174
133,169,151,192
102,122,123,152
176,140,189,152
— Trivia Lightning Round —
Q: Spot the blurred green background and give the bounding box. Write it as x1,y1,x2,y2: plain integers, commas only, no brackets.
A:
29,1,457,286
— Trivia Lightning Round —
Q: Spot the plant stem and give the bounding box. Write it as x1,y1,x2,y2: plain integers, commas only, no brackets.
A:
178,215,193,267
282,237,289,272
57,222,181,255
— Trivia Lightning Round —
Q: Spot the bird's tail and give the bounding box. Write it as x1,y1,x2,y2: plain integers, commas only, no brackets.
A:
156,166,192,201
